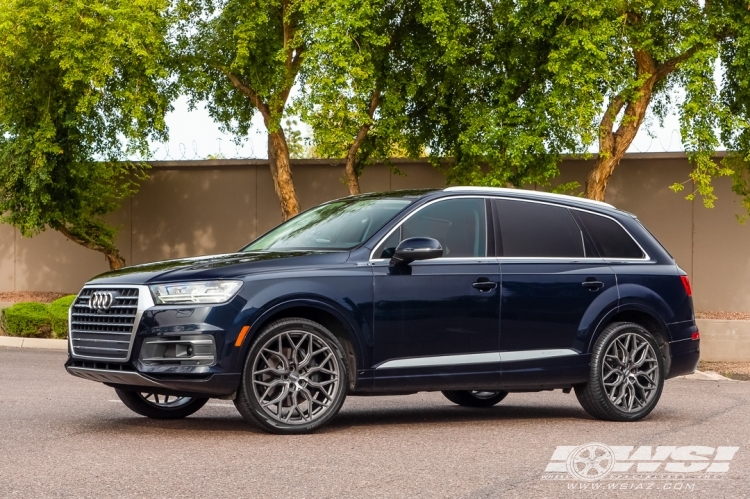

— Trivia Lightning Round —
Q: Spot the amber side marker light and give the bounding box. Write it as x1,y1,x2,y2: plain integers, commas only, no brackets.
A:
235,325,250,347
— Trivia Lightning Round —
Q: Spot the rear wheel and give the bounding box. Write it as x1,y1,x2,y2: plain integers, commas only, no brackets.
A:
234,318,349,434
114,389,208,419
442,390,508,407
575,322,664,421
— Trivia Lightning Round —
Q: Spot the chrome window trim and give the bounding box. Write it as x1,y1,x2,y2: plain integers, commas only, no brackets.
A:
375,348,579,369
69,284,154,362
369,195,491,262
369,194,650,263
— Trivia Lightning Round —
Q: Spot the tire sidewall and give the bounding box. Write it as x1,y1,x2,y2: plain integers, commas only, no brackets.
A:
238,318,349,434
592,323,665,421
115,388,208,419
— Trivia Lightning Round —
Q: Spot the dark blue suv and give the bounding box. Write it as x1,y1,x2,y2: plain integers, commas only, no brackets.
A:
65,187,700,433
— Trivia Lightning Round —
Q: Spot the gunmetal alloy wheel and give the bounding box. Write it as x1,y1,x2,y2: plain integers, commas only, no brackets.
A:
575,322,664,422
235,318,349,434
442,390,509,407
114,388,208,419
138,392,193,408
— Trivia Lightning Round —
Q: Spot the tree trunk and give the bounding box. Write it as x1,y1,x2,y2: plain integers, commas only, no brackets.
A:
344,147,362,196
342,89,381,196
104,251,126,270
585,53,657,201
268,129,300,220
53,223,126,270
584,46,696,201
585,155,622,202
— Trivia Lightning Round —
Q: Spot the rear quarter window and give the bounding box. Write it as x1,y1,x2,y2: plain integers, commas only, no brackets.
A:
494,199,584,258
575,211,644,259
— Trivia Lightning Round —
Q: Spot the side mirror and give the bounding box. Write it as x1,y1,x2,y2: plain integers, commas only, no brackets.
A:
390,237,443,266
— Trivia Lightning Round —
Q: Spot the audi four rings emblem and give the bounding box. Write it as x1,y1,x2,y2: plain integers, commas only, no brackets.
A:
89,291,115,311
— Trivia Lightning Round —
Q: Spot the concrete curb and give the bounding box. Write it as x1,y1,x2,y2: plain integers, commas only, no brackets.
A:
677,370,735,381
0,336,68,350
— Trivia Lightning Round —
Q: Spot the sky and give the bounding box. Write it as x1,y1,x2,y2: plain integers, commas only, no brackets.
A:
151,94,688,162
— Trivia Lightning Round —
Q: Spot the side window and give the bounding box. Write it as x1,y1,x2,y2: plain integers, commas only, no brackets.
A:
495,199,584,258
375,198,487,258
575,211,644,259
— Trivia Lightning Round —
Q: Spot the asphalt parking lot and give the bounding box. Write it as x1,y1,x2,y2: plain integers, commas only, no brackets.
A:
1,347,749,498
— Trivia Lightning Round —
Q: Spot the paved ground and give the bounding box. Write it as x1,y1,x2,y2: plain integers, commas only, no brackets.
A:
1,348,749,498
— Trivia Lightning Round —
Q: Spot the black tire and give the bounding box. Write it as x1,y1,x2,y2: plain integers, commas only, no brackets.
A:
442,390,508,407
234,318,349,434
114,389,208,419
575,322,665,422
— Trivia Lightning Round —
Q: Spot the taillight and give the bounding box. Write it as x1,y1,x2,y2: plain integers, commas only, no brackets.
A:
692,331,700,340
680,275,692,297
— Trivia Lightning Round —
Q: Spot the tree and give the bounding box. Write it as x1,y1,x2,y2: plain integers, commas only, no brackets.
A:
544,0,749,204
408,1,750,207
177,0,309,220
0,0,174,269
297,0,431,195
401,0,589,191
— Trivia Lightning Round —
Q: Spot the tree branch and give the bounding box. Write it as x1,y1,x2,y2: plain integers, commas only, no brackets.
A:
656,45,701,79
219,66,271,121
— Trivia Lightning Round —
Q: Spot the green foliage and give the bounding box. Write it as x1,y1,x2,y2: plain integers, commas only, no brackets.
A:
397,0,750,205
0,296,76,339
49,296,76,339
176,0,308,139
0,0,175,265
1,303,52,338
296,0,428,172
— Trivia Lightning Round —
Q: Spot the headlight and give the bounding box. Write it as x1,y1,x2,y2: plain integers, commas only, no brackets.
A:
149,280,243,305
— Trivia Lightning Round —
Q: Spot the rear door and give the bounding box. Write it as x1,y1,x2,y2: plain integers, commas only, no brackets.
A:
493,199,618,385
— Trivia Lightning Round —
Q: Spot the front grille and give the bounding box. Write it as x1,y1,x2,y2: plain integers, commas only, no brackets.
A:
70,287,140,360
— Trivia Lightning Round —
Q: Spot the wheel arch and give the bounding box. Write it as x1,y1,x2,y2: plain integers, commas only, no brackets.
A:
238,298,365,390
589,304,672,375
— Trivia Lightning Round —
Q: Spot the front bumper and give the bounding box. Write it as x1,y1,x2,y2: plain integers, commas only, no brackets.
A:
67,286,250,397
65,359,240,397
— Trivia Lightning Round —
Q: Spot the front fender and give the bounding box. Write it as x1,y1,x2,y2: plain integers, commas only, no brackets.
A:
240,296,367,367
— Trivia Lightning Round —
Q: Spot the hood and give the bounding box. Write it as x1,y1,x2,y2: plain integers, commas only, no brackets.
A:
87,251,350,285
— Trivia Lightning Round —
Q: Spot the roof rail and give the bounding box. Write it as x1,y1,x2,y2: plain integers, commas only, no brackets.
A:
443,186,616,209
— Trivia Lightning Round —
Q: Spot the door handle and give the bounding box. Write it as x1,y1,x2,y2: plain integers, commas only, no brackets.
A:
472,279,498,292
582,279,604,291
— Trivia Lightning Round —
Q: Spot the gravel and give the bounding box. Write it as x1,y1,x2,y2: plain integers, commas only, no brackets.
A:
695,311,750,320
700,361,750,381
0,291,71,303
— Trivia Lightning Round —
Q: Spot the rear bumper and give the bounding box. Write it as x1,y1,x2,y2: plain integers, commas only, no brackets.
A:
667,337,700,379
65,360,240,398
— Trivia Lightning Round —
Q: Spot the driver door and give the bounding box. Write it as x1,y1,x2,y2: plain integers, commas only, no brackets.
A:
370,197,501,391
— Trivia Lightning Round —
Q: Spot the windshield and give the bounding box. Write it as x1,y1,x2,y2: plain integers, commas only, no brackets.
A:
243,198,413,251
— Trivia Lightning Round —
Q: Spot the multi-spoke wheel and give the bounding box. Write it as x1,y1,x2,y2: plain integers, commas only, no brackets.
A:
114,388,208,419
234,318,348,434
575,322,664,422
442,390,508,407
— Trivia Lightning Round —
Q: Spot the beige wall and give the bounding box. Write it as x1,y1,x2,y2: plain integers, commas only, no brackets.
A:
1,154,749,313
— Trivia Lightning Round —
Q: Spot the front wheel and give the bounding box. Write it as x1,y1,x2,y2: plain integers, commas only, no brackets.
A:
442,390,508,407
234,318,349,434
575,322,664,422
114,389,208,419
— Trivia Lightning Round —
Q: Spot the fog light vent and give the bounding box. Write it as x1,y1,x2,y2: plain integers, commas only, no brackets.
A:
139,335,216,366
